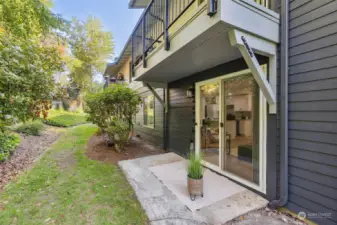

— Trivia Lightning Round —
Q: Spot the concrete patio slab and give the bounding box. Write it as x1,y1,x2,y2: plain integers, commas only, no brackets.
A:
149,160,246,212
119,152,269,225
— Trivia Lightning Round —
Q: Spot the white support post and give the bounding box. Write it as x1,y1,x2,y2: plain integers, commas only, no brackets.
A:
268,54,277,113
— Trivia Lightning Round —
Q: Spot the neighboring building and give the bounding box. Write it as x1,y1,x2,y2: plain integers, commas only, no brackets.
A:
104,1,337,224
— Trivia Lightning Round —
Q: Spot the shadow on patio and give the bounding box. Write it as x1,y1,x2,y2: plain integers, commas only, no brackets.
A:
118,152,269,225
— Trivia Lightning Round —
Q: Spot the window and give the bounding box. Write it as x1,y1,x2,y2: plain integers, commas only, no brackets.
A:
143,95,155,128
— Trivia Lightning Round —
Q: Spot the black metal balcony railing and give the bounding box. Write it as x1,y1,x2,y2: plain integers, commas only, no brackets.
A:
254,0,271,9
130,0,273,76
131,0,195,71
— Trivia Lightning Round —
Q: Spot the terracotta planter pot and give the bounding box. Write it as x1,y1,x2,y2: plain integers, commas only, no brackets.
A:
187,176,204,201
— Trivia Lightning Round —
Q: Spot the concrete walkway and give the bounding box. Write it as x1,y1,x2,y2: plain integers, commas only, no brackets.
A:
119,153,273,225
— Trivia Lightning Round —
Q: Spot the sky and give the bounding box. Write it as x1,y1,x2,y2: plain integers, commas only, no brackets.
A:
52,0,143,62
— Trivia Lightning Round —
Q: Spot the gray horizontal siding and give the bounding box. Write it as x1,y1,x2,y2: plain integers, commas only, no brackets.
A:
289,89,337,102
290,10,337,38
289,77,337,92
290,33,337,57
289,22,337,47
289,55,337,75
289,166,337,189
290,0,337,29
289,130,337,146
289,139,336,156
289,66,337,83
289,111,337,122
289,0,311,11
287,1,337,224
289,176,336,201
289,0,334,20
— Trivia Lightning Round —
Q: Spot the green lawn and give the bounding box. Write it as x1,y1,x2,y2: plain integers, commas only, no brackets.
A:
43,110,88,127
0,124,148,225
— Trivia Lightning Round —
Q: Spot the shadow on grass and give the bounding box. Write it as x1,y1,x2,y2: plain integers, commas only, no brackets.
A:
0,124,148,225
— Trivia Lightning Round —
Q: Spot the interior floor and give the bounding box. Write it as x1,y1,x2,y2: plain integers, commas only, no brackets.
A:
201,135,254,183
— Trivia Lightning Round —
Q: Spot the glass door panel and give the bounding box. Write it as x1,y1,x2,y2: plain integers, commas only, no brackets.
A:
222,75,260,185
199,82,220,167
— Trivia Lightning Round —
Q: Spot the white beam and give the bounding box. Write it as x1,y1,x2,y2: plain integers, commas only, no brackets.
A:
144,83,167,112
229,29,277,114
229,29,276,56
238,43,276,104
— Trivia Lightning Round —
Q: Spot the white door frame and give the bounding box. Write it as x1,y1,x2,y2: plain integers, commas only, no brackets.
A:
195,67,267,194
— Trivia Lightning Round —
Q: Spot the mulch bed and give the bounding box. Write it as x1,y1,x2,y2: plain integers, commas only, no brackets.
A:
0,128,61,191
86,134,165,164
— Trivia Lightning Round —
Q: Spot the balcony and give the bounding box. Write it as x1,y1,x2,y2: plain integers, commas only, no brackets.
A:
132,0,196,69
131,0,279,83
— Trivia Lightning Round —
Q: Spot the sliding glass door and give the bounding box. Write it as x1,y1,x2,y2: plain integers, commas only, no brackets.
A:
195,69,266,191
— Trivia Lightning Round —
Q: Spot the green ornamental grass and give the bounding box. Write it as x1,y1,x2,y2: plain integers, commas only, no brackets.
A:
188,152,204,179
15,120,45,136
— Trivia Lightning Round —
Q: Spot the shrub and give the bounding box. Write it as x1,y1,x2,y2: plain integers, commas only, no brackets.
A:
55,103,61,110
15,120,45,136
62,100,70,111
188,152,204,179
0,132,20,161
106,119,130,152
95,127,103,136
85,84,141,150
43,119,65,127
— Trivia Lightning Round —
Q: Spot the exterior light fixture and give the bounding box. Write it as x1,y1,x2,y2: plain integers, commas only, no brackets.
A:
207,0,217,17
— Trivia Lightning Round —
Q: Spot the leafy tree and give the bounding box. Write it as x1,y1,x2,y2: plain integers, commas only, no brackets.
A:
0,0,64,39
67,17,114,92
0,0,65,131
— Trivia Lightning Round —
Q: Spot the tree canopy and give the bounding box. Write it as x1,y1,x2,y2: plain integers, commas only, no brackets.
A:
0,0,115,131
66,17,114,91
0,0,64,39
0,0,65,130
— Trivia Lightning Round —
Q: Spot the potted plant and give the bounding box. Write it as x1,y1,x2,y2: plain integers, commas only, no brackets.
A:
187,152,204,201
